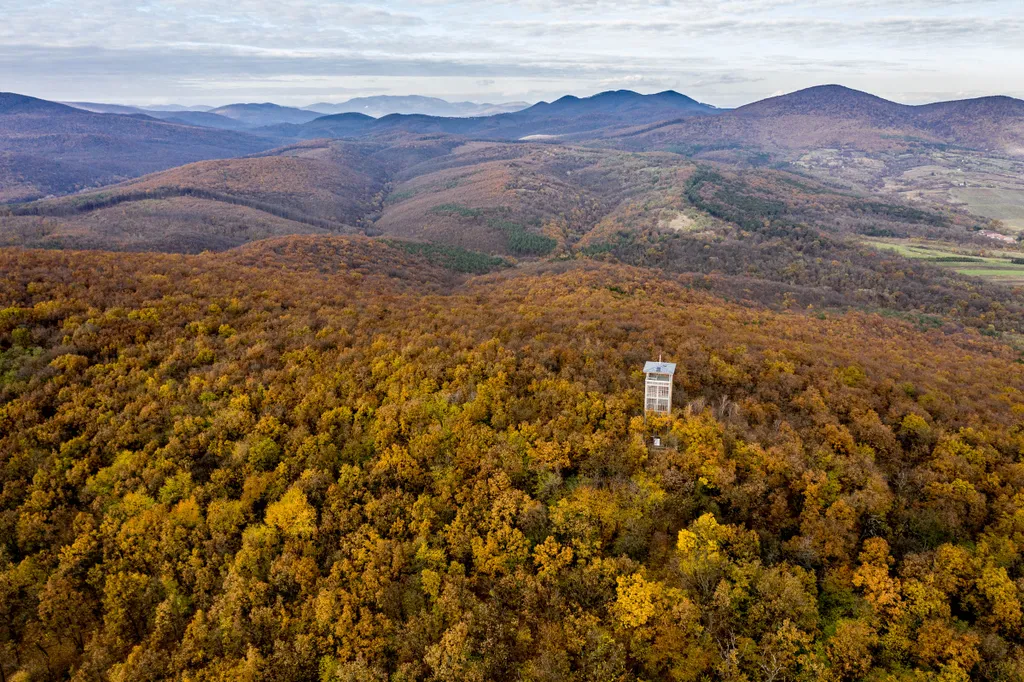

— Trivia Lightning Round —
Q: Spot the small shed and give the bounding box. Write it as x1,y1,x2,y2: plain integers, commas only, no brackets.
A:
643,359,676,415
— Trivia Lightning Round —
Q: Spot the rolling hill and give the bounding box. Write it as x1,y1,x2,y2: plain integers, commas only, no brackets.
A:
0,195,331,253
208,102,324,127
265,112,378,140
0,137,466,252
913,95,1024,154
0,93,281,202
60,101,146,115
149,110,251,131
138,104,214,112
530,89,714,118
0,139,384,252
4,126,1021,333
113,142,390,222
735,84,909,121
607,85,1024,158
373,142,599,253
3,87,1023,332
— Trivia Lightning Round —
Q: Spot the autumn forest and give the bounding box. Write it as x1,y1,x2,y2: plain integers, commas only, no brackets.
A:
0,233,1022,681
3,78,1024,682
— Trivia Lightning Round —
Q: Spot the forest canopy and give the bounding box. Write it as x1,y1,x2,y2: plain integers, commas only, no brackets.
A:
1,236,1024,681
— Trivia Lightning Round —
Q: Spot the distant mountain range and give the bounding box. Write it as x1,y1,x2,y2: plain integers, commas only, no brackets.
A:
62,101,256,131
64,101,215,114
609,85,1024,156
62,96,531,127
6,85,1024,204
304,96,529,118
137,104,214,112
53,87,1024,155
267,89,720,141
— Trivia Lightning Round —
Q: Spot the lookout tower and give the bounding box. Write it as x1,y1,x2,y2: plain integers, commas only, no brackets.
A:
644,358,676,415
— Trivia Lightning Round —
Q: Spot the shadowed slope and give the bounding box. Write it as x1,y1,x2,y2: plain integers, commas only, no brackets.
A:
0,93,281,202
0,140,394,251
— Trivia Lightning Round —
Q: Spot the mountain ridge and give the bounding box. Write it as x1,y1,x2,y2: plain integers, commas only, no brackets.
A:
6,84,1024,207
0,92,281,202
273,86,1024,152
48,86,1024,152
605,84,1024,157
266,89,721,141
208,102,323,127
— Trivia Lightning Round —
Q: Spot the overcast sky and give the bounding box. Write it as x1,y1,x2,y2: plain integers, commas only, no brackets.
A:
2,0,1021,107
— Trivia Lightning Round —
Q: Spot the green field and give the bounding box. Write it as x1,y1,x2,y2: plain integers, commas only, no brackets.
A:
954,267,1024,283
864,238,1024,285
951,187,1024,233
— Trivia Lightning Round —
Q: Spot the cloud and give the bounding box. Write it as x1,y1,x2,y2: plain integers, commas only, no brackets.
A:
0,0,1020,105
496,15,1024,47
0,44,603,79
497,20,681,36
598,74,673,89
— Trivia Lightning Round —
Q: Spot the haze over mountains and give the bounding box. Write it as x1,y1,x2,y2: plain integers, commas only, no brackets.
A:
62,96,530,127
304,95,529,118
60,102,252,131
47,85,1024,160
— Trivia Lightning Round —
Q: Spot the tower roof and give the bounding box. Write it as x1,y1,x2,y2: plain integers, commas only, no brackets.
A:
644,361,676,375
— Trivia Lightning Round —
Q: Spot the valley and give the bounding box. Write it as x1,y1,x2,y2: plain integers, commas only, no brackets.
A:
793,147,1024,234
2,121,1022,336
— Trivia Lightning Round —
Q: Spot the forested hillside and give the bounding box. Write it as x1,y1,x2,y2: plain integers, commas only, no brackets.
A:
0,94,280,203
3,133,1023,346
602,86,1024,161
0,138,460,252
2,237,1023,681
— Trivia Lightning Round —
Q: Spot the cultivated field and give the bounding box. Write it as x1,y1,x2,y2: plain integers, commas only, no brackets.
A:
864,236,1024,285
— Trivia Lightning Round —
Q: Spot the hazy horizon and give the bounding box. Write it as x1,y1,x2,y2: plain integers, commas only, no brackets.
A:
18,82,1022,114
3,0,1022,108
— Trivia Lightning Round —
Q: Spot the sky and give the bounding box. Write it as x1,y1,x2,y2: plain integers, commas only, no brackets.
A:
1,0,1022,108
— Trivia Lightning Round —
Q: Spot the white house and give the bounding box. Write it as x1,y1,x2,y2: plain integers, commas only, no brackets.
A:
644,359,676,415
